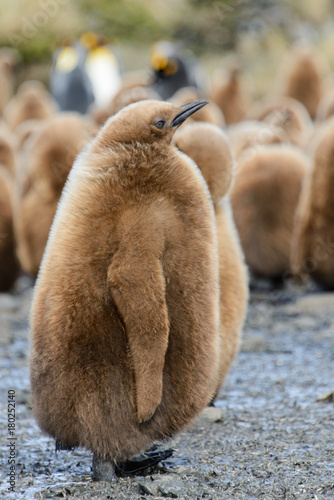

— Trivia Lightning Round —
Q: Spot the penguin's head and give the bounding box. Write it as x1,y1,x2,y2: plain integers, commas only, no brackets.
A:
96,99,208,147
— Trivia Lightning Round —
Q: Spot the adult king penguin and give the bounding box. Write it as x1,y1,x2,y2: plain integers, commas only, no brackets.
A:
30,100,220,480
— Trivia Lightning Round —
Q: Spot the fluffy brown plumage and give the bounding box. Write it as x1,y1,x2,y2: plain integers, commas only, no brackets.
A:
13,119,44,152
13,112,96,276
0,164,20,290
231,145,309,279
0,123,16,175
316,89,334,123
0,48,19,117
4,81,56,131
280,46,326,120
227,120,287,160
249,96,312,146
291,119,334,288
210,65,249,125
30,100,220,465
173,122,248,394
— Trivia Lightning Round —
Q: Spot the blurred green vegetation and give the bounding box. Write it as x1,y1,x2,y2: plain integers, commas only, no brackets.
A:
1,0,334,89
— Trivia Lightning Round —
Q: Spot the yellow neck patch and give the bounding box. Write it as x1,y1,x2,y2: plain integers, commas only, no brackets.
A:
55,47,78,73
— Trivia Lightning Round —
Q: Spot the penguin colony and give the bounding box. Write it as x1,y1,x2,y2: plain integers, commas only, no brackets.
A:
1,39,334,480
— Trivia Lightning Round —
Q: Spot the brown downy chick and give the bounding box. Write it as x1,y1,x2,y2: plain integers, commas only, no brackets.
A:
170,87,225,128
173,122,248,396
316,89,334,123
0,48,20,117
30,100,220,478
291,120,334,289
4,80,57,131
280,46,327,120
13,119,45,152
227,120,288,160
210,64,249,125
13,113,97,276
231,145,309,279
0,123,16,175
0,146,20,290
249,96,313,146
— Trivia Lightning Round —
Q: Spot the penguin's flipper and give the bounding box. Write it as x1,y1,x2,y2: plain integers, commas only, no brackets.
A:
108,218,169,424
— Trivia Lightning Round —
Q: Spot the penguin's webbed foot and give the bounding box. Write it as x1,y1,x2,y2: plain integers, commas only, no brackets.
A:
115,447,174,477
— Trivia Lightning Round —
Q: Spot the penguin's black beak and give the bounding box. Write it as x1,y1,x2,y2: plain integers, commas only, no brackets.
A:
170,100,208,128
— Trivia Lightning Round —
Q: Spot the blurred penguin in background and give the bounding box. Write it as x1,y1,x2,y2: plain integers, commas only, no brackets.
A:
291,118,334,289
280,45,327,120
211,63,250,125
14,113,97,276
231,144,309,280
227,120,287,160
50,38,95,114
0,47,20,117
316,89,334,122
82,32,123,108
50,34,123,115
249,96,313,146
4,81,56,131
0,123,16,176
0,127,20,290
150,41,204,100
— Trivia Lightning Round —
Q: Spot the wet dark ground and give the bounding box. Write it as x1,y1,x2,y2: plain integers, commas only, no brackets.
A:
0,276,333,499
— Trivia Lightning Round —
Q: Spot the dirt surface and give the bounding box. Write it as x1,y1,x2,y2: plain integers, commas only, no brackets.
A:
0,276,333,499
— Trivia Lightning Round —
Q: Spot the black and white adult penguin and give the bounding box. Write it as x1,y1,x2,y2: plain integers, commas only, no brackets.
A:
150,41,203,100
50,38,95,114
30,100,220,480
81,32,123,109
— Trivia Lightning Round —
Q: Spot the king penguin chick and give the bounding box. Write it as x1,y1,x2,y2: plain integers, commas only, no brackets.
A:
13,119,44,152
0,123,16,175
227,120,287,160
316,89,334,123
210,64,250,125
231,144,309,280
13,112,97,277
291,119,334,289
0,135,20,290
0,47,20,117
30,100,220,479
249,96,313,146
173,122,248,397
4,81,57,132
280,45,327,120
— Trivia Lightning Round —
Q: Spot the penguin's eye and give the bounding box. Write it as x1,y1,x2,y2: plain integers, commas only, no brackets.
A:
154,119,167,130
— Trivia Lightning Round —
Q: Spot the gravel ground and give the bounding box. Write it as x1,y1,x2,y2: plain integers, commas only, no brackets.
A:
0,276,333,499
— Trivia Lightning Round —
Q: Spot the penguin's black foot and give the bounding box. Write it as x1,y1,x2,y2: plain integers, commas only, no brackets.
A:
115,447,174,477
92,454,117,482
